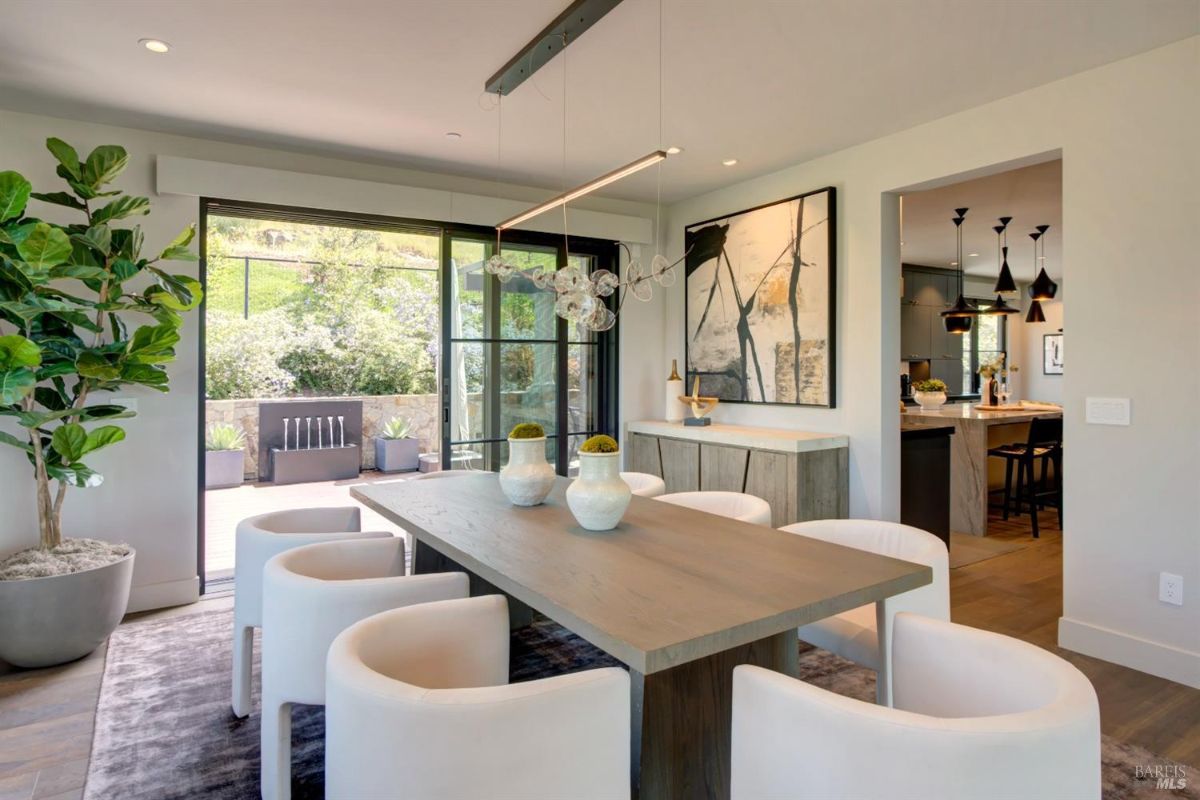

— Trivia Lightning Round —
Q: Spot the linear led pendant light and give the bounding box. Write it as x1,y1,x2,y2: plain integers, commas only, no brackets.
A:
941,207,975,334
497,150,668,230
992,215,1018,293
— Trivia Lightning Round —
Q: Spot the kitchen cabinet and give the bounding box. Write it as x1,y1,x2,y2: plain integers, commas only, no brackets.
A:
931,358,964,396
929,312,965,361
900,304,932,360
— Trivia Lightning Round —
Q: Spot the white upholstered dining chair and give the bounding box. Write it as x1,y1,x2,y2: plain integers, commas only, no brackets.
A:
731,613,1100,800
777,518,948,705
230,506,391,718
654,490,772,525
260,537,469,800
620,471,667,497
325,595,631,800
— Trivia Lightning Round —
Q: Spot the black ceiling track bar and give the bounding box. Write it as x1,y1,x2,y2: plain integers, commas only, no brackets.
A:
485,0,625,96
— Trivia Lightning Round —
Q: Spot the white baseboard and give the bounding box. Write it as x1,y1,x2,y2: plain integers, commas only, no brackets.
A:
127,576,200,614
1059,616,1200,689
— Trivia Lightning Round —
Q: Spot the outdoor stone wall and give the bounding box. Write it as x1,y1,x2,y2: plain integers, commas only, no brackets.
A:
206,393,440,478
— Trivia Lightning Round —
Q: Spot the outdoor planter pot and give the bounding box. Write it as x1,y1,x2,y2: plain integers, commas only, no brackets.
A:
0,549,135,668
375,437,420,473
206,449,246,489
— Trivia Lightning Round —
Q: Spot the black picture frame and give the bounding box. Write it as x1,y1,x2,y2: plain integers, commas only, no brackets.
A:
1043,332,1064,375
683,186,837,408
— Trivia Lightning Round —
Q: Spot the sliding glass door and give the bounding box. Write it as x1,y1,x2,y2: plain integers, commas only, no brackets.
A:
442,234,617,475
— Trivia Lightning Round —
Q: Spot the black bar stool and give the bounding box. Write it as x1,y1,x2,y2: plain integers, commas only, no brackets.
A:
987,416,1063,537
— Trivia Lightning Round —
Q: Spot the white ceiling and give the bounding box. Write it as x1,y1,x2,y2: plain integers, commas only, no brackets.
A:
0,0,1195,203
902,159,1063,280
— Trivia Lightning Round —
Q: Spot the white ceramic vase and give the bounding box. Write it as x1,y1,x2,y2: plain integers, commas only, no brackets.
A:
914,390,947,410
499,436,556,506
566,452,632,531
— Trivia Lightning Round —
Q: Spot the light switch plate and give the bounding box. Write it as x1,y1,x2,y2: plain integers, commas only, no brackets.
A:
1085,397,1130,426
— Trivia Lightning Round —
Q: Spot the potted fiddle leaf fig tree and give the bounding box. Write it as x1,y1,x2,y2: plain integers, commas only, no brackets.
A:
0,138,202,668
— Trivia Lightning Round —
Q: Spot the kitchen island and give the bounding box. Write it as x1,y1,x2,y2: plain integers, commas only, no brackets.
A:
902,404,1063,535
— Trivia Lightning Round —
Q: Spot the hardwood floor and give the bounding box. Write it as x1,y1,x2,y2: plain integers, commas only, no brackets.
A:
1,513,1196,799
952,510,1200,767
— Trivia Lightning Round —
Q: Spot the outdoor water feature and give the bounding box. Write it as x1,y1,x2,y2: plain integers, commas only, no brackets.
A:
257,400,363,485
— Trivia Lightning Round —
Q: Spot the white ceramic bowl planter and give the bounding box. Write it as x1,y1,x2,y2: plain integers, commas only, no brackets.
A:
567,448,632,531
499,432,556,506
913,389,948,410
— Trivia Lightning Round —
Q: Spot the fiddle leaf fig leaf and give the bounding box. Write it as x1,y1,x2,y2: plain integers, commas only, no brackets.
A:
45,138,81,181
30,191,87,211
50,263,110,282
157,224,197,261
0,171,32,222
17,222,73,268
0,430,33,453
45,461,102,488
0,335,42,369
76,351,120,381
92,195,149,224
72,223,112,256
81,145,128,188
0,368,36,404
82,425,124,455
51,423,86,462
127,323,180,363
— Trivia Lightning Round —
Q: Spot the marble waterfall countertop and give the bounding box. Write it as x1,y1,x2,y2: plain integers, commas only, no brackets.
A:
626,420,848,453
903,404,1062,425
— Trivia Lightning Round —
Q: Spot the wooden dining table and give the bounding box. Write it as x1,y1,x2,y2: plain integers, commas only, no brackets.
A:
352,474,931,800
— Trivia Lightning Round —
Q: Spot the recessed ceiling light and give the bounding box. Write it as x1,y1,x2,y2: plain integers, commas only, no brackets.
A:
445,132,462,140
665,146,683,155
722,158,739,167
950,261,959,266
139,38,170,53
967,252,979,257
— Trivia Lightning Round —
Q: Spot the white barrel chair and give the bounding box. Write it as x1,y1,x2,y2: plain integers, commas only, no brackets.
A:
231,507,391,718
620,471,667,497
732,613,1101,800
777,519,948,705
325,595,631,800
654,490,772,525
260,538,468,800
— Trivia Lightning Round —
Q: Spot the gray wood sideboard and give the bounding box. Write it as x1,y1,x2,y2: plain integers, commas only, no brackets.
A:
624,421,850,527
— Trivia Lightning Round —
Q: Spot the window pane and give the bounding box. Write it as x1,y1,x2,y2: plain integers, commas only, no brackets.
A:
567,343,597,432
502,246,558,340
450,239,487,340
499,342,558,438
449,342,485,443
568,253,599,342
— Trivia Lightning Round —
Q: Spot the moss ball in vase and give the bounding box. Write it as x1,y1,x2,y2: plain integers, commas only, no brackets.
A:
499,423,556,506
566,435,631,531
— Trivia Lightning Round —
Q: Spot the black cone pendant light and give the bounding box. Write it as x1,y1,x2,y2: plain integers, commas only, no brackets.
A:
992,216,1018,294
1027,227,1046,321
941,207,976,334
1028,224,1058,301
979,221,1020,316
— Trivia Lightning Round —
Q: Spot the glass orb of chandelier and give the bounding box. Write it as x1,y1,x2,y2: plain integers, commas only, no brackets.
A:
484,247,682,332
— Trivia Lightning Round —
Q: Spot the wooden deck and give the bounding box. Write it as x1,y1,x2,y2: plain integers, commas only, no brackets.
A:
202,471,425,580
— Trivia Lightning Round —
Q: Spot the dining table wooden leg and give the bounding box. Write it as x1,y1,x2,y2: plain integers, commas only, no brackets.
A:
411,539,533,628
630,629,798,800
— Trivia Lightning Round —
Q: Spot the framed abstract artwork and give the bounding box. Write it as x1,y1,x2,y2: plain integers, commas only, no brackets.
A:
684,186,836,407
1044,332,1064,375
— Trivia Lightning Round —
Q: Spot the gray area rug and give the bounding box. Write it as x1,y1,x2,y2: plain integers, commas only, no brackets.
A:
86,607,1196,799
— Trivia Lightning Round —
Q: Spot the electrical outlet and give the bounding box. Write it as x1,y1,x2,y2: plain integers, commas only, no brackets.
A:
1159,572,1184,606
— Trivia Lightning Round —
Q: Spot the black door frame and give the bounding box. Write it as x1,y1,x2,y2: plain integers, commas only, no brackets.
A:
197,198,620,593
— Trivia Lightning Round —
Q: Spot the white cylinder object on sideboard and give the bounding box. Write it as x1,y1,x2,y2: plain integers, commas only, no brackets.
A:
665,359,684,422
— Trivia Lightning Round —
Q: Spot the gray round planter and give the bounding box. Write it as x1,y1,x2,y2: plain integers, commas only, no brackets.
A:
0,548,135,668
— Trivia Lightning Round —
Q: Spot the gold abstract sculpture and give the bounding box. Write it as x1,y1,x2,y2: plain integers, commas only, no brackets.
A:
678,376,719,420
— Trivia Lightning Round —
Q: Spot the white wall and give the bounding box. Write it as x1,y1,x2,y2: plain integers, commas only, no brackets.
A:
1020,283,1065,405
0,108,656,612
662,38,1199,686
